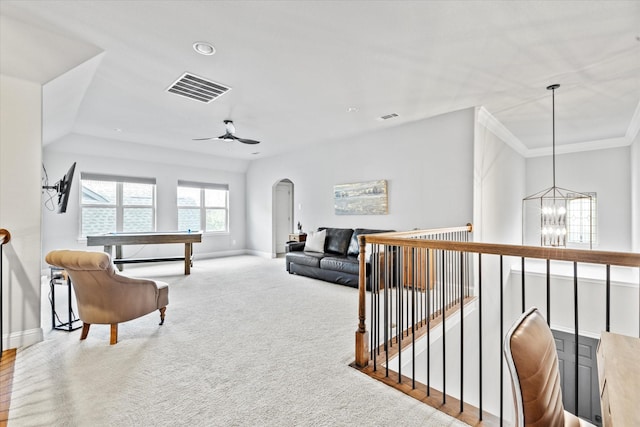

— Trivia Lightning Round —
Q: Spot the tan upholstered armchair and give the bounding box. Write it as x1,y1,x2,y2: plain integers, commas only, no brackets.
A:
45,250,169,345
504,307,595,427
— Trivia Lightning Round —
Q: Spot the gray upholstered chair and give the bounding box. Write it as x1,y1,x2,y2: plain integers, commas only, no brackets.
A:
45,250,169,345
504,307,595,427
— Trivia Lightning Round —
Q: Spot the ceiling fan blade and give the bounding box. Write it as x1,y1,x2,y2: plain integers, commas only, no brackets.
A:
194,122,260,144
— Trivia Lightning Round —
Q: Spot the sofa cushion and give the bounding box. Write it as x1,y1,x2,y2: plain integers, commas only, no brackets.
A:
319,227,354,256
304,229,326,253
347,228,394,257
320,256,359,276
286,251,325,268
285,241,305,252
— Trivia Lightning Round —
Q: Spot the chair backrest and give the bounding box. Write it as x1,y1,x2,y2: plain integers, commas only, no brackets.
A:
46,249,113,272
45,250,161,324
504,307,565,427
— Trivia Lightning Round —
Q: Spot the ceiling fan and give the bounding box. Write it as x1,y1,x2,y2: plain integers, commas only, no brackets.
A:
193,120,260,145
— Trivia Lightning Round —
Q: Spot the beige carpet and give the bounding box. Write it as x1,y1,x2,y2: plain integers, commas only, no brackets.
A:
9,256,466,426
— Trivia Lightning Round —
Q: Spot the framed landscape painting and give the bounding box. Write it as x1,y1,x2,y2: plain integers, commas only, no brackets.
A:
334,180,388,215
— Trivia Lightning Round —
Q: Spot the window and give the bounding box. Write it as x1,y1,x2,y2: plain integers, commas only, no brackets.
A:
177,181,229,233
567,192,597,245
81,173,156,237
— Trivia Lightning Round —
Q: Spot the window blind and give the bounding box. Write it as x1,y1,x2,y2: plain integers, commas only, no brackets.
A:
177,180,228,191
81,172,156,185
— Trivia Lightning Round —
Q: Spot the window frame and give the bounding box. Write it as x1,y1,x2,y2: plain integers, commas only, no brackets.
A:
80,173,157,238
566,192,597,247
177,180,230,234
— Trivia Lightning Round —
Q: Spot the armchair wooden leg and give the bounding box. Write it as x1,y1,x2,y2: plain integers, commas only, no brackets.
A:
159,307,166,325
110,324,118,345
80,323,91,340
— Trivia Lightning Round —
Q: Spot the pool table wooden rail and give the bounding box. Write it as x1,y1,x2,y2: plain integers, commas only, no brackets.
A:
86,231,203,275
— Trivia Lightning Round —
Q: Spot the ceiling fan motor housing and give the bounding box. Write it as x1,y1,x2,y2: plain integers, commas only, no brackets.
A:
223,120,236,134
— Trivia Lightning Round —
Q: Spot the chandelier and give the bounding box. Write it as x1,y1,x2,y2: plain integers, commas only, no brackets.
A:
522,84,592,248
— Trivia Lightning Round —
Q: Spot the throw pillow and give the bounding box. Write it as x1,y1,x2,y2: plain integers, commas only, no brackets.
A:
304,229,326,253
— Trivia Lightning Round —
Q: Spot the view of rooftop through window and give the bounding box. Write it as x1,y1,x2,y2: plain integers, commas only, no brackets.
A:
81,175,156,236
79,175,228,236
177,183,228,233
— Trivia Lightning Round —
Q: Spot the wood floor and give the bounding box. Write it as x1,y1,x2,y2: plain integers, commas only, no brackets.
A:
0,349,16,427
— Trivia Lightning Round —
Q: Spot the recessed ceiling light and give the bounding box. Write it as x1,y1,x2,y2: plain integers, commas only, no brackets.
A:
251,152,260,155
347,107,358,113
193,42,216,56
113,128,122,132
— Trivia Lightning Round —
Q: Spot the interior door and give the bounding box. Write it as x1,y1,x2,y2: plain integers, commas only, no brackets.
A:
275,181,293,254
553,329,602,426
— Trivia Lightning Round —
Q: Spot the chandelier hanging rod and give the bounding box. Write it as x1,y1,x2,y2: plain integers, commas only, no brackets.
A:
547,83,560,188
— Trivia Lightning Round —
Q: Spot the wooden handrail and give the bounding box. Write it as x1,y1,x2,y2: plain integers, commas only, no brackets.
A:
363,234,640,268
0,229,10,246
373,223,473,239
1,228,9,360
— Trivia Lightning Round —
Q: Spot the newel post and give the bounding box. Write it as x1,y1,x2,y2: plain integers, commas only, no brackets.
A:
355,234,369,368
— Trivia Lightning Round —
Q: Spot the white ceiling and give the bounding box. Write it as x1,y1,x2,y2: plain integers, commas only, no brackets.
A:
1,1,639,160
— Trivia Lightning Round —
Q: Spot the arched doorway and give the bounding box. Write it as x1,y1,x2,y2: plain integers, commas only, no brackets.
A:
272,179,294,256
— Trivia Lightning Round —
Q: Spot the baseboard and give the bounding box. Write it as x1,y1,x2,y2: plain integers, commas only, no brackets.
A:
41,250,253,276
3,327,43,350
244,250,274,259
196,249,249,259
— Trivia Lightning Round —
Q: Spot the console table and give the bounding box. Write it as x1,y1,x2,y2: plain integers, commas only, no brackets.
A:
288,233,307,242
87,231,202,275
597,331,640,426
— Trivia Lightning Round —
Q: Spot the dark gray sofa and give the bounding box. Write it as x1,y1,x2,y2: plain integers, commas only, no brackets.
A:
285,227,392,288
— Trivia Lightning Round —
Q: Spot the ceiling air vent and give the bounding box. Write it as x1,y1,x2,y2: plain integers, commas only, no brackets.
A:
166,72,231,103
379,113,399,120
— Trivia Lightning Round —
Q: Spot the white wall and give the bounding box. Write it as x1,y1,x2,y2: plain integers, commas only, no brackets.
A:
510,263,639,338
42,134,248,267
525,147,632,251
472,109,526,422
474,114,526,244
0,75,44,349
246,108,476,256
631,134,640,252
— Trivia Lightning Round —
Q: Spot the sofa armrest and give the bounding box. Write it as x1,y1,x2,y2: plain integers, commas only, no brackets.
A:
286,241,305,252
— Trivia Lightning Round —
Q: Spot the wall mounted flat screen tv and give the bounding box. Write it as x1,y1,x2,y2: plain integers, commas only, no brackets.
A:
57,162,76,213
43,162,76,213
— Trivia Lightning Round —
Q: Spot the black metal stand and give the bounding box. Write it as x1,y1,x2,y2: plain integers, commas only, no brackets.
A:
50,267,81,331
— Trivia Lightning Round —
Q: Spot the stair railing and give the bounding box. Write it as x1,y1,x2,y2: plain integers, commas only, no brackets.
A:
354,225,640,426
0,228,11,359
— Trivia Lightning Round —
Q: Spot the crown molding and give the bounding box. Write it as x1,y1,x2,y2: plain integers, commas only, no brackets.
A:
625,99,640,142
478,100,640,158
526,137,631,158
476,107,529,157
